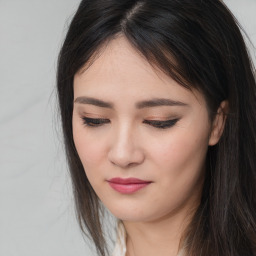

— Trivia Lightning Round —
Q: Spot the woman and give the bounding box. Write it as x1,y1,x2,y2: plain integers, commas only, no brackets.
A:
56,0,256,255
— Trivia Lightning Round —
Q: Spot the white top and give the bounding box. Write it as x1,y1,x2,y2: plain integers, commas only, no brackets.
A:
112,221,127,256
112,221,186,256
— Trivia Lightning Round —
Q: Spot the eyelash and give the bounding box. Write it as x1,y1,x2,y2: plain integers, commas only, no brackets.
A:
81,117,179,129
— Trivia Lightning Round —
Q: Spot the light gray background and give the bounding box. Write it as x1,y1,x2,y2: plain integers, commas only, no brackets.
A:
0,1,255,256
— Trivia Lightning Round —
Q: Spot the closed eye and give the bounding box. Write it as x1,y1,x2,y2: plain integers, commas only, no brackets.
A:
143,119,179,129
81,117,110,127
81,117,179,129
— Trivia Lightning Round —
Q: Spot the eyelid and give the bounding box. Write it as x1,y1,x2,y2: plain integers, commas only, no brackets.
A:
81,117,110,127
143,118,179,129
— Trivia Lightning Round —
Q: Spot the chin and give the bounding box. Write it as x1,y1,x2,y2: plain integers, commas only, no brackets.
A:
106,204,146,222
107,206,159,223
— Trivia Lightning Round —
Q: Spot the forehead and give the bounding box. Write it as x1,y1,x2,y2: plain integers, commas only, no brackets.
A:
73,36,205,107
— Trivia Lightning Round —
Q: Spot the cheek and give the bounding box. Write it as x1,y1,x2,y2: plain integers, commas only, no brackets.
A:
142,129,209,218
73,133,104,168
73,130,108,194
152,129,209,170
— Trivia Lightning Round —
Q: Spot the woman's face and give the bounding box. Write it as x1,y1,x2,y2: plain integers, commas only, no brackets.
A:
72,36,217,223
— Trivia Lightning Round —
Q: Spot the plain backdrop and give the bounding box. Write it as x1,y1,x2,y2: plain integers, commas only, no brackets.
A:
0,1,255,256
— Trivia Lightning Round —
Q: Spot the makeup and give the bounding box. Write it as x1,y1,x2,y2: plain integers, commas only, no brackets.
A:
107,178,152,194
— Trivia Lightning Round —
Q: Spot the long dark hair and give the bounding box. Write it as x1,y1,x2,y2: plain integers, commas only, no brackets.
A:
56,0,256,255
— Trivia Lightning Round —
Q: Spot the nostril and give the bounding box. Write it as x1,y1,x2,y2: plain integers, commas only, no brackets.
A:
108,147,145,168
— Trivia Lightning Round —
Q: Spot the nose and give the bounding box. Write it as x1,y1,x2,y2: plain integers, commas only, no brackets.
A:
108,124,145,168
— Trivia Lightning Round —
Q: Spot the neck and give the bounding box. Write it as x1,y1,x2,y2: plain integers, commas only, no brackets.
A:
123,207,195,256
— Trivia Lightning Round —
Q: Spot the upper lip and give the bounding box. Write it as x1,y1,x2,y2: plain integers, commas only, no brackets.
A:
108,177,152,184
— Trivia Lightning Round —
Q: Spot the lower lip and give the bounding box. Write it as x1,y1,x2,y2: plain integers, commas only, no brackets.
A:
108,182,151,194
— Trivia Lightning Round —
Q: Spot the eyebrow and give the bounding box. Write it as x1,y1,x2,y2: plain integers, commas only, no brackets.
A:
74,96,189,109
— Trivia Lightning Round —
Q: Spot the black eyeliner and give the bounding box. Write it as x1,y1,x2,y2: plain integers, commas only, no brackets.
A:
81,117,109,127
81,116,179,129
143,119,179,129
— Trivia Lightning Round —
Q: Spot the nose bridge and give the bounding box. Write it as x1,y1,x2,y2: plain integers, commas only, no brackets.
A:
108,120,144,168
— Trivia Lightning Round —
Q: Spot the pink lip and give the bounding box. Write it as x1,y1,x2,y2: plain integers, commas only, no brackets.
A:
107,177,152,194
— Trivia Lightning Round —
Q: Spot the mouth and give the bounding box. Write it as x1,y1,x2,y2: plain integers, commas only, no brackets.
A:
107,177,152,194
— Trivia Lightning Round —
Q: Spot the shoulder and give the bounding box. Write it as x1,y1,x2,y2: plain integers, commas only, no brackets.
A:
112,220,127,256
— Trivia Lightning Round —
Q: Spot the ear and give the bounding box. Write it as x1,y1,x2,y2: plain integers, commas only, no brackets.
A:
208,100,229,146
